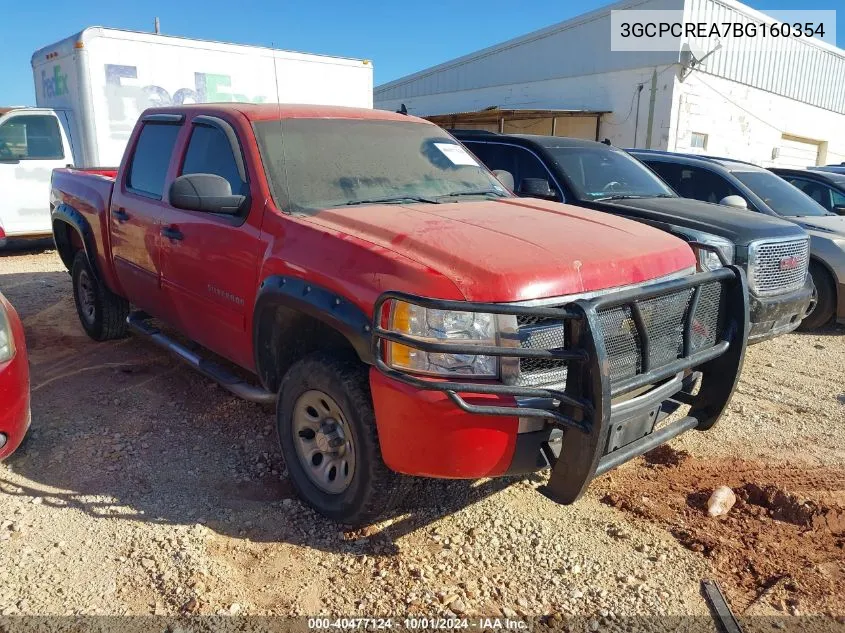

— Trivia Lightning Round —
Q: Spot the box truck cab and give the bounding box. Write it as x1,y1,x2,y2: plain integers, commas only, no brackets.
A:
0,107,76,240
0,27,373,243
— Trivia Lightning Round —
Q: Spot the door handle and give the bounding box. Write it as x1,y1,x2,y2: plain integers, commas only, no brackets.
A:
112,208,129,222
161,226,184,241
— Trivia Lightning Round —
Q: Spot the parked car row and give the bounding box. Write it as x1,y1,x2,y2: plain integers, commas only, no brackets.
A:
634,151,845,330
449,130,844,332
452,131,814,342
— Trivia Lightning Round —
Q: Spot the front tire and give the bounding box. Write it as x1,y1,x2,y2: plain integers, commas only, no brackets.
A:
276,352,406,525
799,262,835,330
71,251,129,341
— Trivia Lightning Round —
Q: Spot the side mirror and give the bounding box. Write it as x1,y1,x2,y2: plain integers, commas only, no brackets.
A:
719,195,748,209
492,169,514,191
169,173,247,214
832,205,845,216
518,178,557,201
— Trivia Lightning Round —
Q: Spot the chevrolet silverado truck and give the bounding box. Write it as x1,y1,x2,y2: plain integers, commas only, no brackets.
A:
51,104,748,524
452,131,812,343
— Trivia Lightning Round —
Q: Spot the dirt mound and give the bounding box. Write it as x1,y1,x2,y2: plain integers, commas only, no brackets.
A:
597,454,845,616
740,483,845,534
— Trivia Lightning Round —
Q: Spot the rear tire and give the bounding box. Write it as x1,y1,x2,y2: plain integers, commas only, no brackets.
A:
276,352,407,526
799,262,835,330
71,251,129,341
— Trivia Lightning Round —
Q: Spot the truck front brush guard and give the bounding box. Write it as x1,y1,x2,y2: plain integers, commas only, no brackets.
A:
371,266,749,503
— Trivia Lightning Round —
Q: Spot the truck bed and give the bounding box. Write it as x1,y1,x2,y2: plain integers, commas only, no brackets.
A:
51,167,117,284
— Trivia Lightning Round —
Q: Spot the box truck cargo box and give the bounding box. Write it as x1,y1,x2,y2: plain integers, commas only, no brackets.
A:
0,27,372,240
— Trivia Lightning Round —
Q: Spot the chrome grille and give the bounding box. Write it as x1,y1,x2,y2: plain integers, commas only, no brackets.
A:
597,306,639,382
749,239,809,296
691,282,722,353
514,319,567,386
514,282,724,386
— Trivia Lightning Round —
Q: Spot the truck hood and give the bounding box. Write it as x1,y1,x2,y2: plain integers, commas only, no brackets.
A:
307,198,694,302
793,214,845,237
596,197,805,245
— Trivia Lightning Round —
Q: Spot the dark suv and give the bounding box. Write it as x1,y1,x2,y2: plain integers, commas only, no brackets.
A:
452,131,813,342
631,149,845,329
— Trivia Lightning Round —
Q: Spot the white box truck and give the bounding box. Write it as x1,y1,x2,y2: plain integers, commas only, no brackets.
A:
0,27,373,242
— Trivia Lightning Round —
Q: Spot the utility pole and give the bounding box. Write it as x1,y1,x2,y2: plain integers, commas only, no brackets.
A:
644,68,657,149
154,17,161,34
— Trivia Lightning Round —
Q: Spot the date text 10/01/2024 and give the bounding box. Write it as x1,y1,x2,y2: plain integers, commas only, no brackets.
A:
307,618,529,630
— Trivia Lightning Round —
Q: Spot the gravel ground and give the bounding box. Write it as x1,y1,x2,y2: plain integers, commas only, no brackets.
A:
0,248,842,626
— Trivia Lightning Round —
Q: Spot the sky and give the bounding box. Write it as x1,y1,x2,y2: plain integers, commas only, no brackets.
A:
1,0,842,106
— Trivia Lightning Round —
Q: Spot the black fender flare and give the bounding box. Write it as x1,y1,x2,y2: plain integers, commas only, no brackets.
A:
52,203,101,280
252,275,374,391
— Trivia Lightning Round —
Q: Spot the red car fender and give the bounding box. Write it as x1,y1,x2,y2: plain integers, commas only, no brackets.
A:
0,293,30,460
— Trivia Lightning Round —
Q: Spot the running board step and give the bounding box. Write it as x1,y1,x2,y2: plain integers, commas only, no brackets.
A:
126,312,275,405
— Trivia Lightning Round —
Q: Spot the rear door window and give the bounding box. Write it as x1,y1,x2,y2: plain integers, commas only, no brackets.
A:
644,161,684,190
463,141,517,175
650,164,740,204
128,122,181,198
464,142,559,196
786,177,833,210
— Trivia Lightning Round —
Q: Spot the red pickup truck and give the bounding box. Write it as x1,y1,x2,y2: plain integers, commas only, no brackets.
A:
50,104,748,524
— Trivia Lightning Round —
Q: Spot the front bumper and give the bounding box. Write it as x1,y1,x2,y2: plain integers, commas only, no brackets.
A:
748,276,814,343
371,267,749,504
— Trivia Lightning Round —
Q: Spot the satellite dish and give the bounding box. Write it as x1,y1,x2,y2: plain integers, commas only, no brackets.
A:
680,40,723,81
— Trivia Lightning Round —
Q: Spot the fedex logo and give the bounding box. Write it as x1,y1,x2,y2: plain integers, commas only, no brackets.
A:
42,66,69,98
104,63,268,142
105,64,267,108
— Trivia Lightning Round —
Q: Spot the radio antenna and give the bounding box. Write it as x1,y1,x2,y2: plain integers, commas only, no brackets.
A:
271,41,282,108
271,42,287,206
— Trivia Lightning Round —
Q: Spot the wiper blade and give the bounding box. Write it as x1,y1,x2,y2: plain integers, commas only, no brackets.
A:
341,195,439,206
593,194,650,201
436,189,508,200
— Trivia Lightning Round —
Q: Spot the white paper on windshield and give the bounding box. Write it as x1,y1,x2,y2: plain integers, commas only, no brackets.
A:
434,143,479,166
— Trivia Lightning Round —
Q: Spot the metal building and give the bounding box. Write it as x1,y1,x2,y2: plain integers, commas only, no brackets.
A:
375,0,845,168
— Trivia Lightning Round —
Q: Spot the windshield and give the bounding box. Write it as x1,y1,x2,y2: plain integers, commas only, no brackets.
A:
733,170,829,217
253,119,507,214
546,146,676,201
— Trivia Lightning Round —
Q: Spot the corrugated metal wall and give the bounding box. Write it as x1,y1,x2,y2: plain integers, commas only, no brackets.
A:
686,0,845,114
376,0,845,116
375,0,681,103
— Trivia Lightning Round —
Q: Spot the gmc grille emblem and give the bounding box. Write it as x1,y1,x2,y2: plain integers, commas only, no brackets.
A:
779,256,799,271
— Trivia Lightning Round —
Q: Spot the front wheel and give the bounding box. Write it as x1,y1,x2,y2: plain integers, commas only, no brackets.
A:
276,352,406,525
799,262,835,330
71,251,130,341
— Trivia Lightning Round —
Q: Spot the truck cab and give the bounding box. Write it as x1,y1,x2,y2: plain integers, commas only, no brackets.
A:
50,104,749,525
0,107,76,242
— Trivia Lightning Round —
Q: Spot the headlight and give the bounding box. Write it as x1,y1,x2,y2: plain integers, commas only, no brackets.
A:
691,237,734,271
385,300,501,377
0,306,16,363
